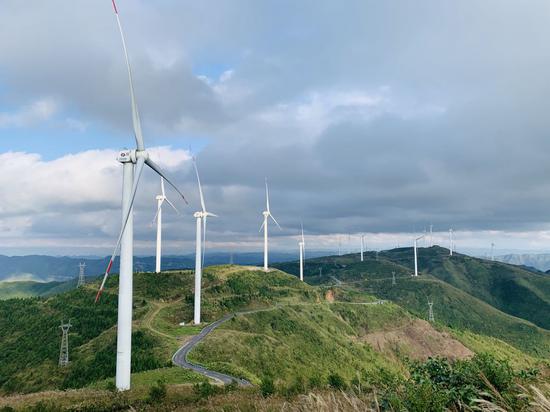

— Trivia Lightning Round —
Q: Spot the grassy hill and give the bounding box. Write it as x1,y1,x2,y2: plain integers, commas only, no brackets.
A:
0,264,548,410
275,249,550,359
381,246,550,330
0,279,76,299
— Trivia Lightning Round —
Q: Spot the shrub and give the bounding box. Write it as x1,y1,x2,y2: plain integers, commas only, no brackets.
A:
260,376,275,397
193,381,217,399
148,379,167,403
327,373,347,390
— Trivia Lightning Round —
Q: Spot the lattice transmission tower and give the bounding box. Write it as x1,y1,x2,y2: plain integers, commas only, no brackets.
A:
427,301,435,323
59,320,72,367
77,262,86,288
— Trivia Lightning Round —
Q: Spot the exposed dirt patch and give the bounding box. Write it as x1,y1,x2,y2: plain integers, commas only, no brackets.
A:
325,289,335,303
362,319,473,361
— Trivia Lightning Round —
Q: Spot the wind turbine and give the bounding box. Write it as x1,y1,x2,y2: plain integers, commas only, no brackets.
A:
449,228,454,256
429,224,433,247
153,178,179,273
298,223,305,281
193,159,217,325
260,179,281,271
95,0,187,391
414,233,426,277
360,234,365,262
491,242,495,261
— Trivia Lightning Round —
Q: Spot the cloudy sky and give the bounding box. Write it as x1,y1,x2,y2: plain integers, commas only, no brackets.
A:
2,0,550,256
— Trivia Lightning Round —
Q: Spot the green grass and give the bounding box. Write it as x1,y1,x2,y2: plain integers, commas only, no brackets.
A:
278,250,550,360
90,366,207,390
188,302,409,385
0,279,75,299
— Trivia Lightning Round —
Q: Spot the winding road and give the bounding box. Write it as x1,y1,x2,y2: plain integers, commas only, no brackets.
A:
171,302,386,386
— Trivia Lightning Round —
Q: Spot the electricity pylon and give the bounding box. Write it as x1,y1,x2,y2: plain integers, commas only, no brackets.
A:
77,262,86,288
428,301,434,323
59,320,72,367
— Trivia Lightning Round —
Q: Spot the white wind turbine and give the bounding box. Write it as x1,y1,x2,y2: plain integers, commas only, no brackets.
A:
193,159,217,325
414,233,426,277
449,228,454,256
153,178,179,273
299,223,305,281
260,179,281,271
360,234,365,262
95,0,187,392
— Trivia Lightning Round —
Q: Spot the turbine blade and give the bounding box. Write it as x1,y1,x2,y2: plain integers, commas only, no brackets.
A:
152,199,163,224
112,0,144,151
301,222,305,244
205,212,218,218
96,156,146,302
164,197,180,215
193,159,207,213
145,158,188,204
259,219,266,233
265,178,270,212
161,178,166,197
270,214,282,230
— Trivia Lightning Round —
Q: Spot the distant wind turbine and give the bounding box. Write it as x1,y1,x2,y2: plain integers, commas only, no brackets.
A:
414,233,426,277
360,234,365,262
193,159,217,325
429,224,433,247
153,178,179,273
260,179,281,271
299,223,305,281
449,229,454,256
95,0,187,392
491,242,495,261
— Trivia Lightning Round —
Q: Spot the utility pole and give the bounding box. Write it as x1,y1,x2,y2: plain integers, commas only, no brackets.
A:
77,262,86,288
392,271,396,286
428,301,434,322
59,320,72,367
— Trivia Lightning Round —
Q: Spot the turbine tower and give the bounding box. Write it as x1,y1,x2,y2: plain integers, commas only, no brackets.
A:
153,178,179,273
428,300,435,322
491,242,495,261
429,224,433,247
299,223,305,281
360,234,365,262
414,233,426,277
77,262,86,288
260,178,281,272
449,228,454,256
193,159,217,325
95,0,187,392
59,320,72,367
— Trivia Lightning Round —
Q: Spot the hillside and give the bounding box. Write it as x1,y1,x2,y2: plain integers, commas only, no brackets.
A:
275,249,550,359
0,279,75,299
0,252,332,283
381,246,550,330
1,264,538,398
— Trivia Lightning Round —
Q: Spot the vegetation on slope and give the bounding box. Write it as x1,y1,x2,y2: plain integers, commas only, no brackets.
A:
276,250,550,359
0,279,75,300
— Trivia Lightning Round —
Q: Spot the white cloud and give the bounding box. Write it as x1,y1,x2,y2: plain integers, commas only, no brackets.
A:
0,98,58,128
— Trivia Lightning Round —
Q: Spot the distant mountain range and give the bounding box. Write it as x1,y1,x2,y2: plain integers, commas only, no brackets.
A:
496,253,550,272
0,251,331,282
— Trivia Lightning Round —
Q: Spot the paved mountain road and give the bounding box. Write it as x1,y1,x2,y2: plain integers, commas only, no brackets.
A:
171,301,386,385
